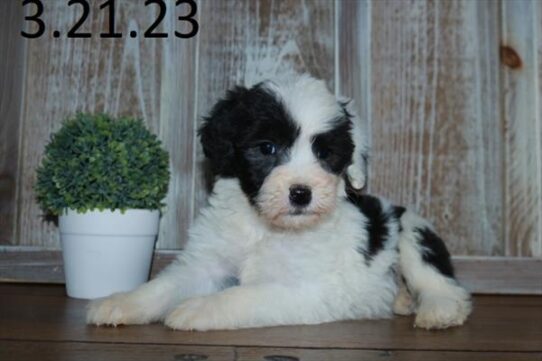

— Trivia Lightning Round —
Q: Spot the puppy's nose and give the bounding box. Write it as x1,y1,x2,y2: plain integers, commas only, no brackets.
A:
289,185,312,207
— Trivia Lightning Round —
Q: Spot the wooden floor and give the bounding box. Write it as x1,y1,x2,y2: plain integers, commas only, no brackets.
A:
0,284,541,361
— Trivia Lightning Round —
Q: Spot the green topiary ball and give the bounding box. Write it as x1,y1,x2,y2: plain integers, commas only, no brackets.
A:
36,113,170,215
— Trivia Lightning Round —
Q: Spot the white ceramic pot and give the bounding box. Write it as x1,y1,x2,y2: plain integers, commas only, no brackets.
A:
59,209,159,299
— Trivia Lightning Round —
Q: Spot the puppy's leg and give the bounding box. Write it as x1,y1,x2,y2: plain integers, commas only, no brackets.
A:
165,283,333,331
397,212,471,329
393,277,415,316
87,250,233,326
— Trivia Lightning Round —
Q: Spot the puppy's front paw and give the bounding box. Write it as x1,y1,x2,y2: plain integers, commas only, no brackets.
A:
165,296,223,331
87,292,146,326
414,294,471,330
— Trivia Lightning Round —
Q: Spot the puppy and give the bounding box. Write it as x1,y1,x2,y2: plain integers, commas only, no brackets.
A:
87,74,471,331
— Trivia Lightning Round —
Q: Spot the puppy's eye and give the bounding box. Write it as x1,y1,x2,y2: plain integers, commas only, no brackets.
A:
317,147,331,159
259,142,277,155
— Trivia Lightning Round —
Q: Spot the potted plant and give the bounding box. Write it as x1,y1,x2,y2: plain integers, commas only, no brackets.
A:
35,113,170,299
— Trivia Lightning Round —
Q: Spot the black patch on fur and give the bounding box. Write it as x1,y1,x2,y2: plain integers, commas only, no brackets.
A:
392,206,406,232
199,83,300,203
312,119,355,175
393,206,406,219
346,193,391,261
337,102,369,193
415,227,455,278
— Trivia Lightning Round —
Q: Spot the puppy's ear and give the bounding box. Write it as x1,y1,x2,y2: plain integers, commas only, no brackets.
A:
340,99,369,192
199,86,248,177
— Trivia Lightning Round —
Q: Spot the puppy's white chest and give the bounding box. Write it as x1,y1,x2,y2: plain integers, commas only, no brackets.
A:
238,226,354,286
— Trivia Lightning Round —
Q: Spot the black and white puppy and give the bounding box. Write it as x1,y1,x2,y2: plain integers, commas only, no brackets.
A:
87,74,471,330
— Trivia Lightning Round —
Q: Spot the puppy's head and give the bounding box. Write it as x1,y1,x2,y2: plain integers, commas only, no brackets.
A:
200,74,368,230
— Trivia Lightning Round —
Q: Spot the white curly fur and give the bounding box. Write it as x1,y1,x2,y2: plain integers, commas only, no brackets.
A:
87,75,471,331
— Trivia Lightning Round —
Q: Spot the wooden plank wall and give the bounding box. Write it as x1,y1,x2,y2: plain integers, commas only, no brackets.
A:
364,0,504,256
17,1,173,248
0,1,25,245
501,0,542,257
1,0,541,267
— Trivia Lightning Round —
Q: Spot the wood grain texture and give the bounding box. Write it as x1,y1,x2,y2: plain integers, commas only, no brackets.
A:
336,0,371,172
539,0,542,257
193,0,335,217
0,341,235,361
1,0,541,285
156,2,199,249
501,0,542,257
367,0,503,256
453,256,542,294
0,2,25,245
237,347,542,361
0,284,541,353
1,341,540,361
16,1,191,248
2,249,541,295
